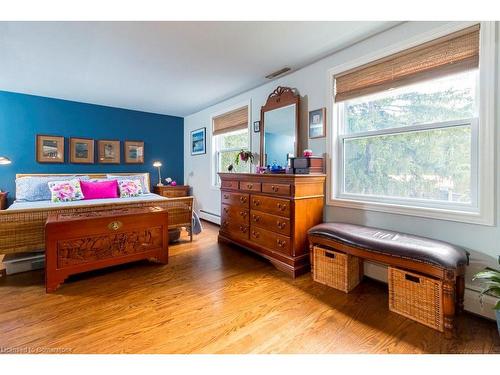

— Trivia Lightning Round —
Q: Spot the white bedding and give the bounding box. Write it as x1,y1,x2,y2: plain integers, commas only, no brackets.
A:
8,193,169,211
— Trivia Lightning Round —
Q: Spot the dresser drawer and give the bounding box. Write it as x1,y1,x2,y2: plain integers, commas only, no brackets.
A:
221,192,249,208
239,181,261,192
261,183,291,196
221,180,239,190
250,195,290,217
250,226,291,256
221,221,249,241
222,204,249,224
250,210,290,236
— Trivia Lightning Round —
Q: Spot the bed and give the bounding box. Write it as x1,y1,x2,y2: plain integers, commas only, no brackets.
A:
0,173,194,255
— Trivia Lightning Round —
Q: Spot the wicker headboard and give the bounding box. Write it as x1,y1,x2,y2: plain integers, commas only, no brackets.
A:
15,172,152,192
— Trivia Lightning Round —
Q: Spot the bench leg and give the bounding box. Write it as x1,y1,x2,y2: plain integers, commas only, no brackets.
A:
456,275,465,313
443,280,456,338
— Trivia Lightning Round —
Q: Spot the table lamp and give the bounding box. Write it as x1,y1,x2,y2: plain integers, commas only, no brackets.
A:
153,161,163,186
0,156,11,165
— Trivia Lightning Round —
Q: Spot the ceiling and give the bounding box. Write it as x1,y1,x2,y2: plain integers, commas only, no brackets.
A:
0,21,399,117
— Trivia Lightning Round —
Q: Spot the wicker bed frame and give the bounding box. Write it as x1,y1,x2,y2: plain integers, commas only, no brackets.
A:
0,173,194,255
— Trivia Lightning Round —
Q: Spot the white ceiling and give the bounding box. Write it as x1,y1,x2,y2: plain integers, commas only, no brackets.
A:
0,21,398,117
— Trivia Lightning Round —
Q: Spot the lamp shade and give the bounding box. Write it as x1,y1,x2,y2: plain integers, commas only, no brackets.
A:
0,156,11,165
153,161,162,168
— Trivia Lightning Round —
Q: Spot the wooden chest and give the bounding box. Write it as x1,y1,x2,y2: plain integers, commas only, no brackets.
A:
218,173,325,277
45,206,169,292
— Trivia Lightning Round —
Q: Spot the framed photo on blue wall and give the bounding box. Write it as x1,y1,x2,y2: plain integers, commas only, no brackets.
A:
191,127,206,155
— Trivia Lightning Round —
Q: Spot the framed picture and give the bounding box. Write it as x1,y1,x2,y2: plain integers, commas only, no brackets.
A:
36,135,65,163
98,140,121,164
125,141,145,164
191,128,206,155
70,137,94,164
309,108,326,139
253,121,260,133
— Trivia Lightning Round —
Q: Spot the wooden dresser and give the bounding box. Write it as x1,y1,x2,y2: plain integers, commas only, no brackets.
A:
218,173,325,277
154,185,190,198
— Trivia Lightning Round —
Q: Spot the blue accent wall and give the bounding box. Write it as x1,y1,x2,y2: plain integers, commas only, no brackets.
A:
0,91,184,204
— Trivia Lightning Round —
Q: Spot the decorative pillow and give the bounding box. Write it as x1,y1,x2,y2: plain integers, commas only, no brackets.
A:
80,179,119,200
107,174,150,193
15,175,89,202
117,179,143,198
48,179,85,202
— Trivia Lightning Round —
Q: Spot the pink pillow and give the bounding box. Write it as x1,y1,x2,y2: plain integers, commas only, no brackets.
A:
80,179,119,200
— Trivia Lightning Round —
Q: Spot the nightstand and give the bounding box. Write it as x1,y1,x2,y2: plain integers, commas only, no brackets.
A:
154,185,190,198
0,192,8,210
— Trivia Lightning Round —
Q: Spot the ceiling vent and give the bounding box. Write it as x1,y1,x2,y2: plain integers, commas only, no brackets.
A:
265,67,291,80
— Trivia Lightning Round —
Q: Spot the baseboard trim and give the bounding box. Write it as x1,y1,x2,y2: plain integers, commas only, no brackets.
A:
199,210,220,225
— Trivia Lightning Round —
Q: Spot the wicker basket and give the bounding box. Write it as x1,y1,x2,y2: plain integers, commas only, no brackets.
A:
388,267,444,332
312,246,362,293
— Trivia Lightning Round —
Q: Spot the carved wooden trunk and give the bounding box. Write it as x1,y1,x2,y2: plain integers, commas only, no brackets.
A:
45,206,168,292
218,173,325,277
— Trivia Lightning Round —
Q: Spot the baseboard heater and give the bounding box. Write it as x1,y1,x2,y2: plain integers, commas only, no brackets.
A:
199,210,220,225
3,252,45,275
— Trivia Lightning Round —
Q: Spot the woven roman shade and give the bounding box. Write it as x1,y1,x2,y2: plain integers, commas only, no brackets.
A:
335,25,480,102
213,106,248,136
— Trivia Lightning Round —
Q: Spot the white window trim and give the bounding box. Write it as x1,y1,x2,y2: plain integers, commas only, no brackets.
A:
326,21,496,226
210,99,252,189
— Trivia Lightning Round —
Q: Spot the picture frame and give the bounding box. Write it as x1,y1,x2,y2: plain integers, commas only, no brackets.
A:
308,108,326,139
253,121,261,133
70,137,94,164
98,140,121,164
36,134,65,163
124,140,145,164
191,128,206,155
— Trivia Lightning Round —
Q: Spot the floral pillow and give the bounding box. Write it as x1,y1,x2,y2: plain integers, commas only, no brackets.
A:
117,179,143,198
48,179,85,202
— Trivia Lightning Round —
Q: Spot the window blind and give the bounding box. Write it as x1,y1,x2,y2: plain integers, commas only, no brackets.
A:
213,106,248,136
334,25,480,102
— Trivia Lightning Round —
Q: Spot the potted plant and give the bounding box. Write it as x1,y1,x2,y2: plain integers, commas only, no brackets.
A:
234,150,255,166
473,268,500,335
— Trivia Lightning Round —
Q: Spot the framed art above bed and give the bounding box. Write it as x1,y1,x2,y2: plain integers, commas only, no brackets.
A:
36,135,65,163
70,137,94,164
98,140,121,164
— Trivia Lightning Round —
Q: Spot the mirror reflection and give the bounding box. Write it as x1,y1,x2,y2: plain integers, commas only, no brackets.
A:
263,104,296,167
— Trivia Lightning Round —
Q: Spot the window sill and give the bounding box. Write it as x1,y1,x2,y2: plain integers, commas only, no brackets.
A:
327,197,493,226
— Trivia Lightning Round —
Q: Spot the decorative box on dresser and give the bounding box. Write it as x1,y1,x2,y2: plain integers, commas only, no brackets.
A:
0,192,8,210
218,173,326,277
154,185,190,198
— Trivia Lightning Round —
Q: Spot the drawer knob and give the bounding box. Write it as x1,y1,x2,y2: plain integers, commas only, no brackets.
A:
276,221,285,229
239,225,247,233
239,211,247,218
272,185,278,192
277,203,286,211
252,214,260,222
239,196,247,204
223,194,229,199
223,207,229,213
253,199,260,206
247,183,253,189
252,230,260,238
277,239,286,248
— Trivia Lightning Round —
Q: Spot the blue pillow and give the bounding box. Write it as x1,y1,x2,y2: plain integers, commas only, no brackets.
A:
15,175,89,202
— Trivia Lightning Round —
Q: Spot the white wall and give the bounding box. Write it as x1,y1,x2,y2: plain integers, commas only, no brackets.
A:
184,21,499,313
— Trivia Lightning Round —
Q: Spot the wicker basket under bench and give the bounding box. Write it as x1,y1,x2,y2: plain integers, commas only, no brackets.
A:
308,223,468,337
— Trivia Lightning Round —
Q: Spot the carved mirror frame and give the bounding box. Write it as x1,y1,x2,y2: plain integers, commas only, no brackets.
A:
259,86,300,167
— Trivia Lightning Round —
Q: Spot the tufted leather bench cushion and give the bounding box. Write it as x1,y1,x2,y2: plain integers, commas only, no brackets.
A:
308,222,468,269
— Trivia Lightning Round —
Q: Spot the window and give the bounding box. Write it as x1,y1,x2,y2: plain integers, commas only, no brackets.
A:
214,128,250,185
329,23,495,224
340,70,478,209
212,105,250,186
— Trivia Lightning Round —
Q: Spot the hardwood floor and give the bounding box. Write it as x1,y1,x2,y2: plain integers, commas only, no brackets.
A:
0,221,498,354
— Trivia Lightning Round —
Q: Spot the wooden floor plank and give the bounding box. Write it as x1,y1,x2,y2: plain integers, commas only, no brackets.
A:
0,222,498,354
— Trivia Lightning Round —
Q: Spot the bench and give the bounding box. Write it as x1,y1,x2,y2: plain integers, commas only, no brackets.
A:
308,222,469,336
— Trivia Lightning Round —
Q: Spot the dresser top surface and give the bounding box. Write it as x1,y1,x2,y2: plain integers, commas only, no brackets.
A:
218,172,326,179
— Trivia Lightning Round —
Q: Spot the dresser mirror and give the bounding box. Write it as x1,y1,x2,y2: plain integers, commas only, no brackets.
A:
260,86,300,168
